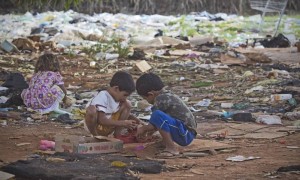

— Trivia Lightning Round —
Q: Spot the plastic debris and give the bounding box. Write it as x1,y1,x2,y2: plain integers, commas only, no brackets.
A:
226,155,260,162
111,161,127,168
256,115,282,125
195,99,211,107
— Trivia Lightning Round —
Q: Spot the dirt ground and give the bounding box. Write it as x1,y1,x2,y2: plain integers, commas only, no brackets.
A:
0,121,299,179
0,47,300,179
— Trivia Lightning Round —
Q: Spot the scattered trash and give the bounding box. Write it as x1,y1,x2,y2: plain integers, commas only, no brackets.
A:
39,140,55,151
16,142,31,147
132,60,152,73
0,120,7,126
232,103,249,110
271,94,292,101
55,135,123,154
1,108,15,112
277,165,300,172
53,114,77,124
286,146,299,149
111,161,127,168
134,145,145,151
0,40,19,53
226,155,260,162
256,115,282,125
285,111,300,121
0,171,15,180
221,103,233,109
259,34,290,48
232,113,253,122
189,36,213,47
89,61,96,67
222,110,235,119
195,99,211,107
46,157,66,162
0,9,299,180
244,86,264,94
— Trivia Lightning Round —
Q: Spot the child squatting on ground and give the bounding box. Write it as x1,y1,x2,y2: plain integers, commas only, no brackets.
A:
136,73,197,157
84,71,141,137
21,53,68,114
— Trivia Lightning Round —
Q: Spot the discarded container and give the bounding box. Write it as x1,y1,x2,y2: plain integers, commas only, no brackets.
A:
256,115,282,125
271,94,292,101
0,40,19,52
55,134,123,154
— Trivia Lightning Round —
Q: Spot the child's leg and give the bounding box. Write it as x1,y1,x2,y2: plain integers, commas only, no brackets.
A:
85,105,99,136
149,110,178,154
114,100,131,136
149,110,195,154
157,129,179,154
118,100,131,120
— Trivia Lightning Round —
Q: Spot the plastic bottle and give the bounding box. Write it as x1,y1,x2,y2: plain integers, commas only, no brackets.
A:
271,94,292,101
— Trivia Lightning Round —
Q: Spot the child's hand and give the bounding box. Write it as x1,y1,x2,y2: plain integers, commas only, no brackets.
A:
122,120,137,130
61,97,71,108
136,126,145,137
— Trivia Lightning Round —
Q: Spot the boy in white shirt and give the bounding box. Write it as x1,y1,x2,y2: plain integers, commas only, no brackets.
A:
85,71,140,136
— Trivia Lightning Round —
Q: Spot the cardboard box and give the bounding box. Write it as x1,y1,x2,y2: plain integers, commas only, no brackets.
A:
134,60,152,72
55,135,123,154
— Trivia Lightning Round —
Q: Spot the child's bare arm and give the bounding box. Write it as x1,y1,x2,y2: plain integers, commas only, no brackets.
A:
128,114,142,124
58,84,67,102
136,123,155,137
97,111,137,129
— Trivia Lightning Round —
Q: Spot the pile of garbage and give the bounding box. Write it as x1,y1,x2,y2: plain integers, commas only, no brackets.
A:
0,10,299,128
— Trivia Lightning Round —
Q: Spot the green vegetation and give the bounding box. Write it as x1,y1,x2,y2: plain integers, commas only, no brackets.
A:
81,35,130,59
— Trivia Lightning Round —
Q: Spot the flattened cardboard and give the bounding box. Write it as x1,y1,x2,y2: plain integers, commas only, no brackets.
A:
134,60,152,72
55,135,123,154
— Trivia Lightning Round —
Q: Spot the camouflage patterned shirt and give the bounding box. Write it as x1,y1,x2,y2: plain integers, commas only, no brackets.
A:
152,90,197,135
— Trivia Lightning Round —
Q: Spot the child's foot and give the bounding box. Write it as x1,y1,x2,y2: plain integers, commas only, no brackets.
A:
163,148,179,155
85,105,98,136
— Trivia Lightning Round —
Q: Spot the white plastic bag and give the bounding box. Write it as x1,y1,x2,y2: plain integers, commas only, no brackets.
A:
256,115,282,125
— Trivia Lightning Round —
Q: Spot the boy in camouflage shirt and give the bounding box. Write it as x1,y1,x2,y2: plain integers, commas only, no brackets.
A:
136,73,197,156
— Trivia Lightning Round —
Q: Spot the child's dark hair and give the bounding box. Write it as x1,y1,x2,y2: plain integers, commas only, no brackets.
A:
136,73,164,96
110,71,135,93
35,54,61,73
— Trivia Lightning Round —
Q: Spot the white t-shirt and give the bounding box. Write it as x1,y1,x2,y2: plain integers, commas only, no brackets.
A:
88,90,120,119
